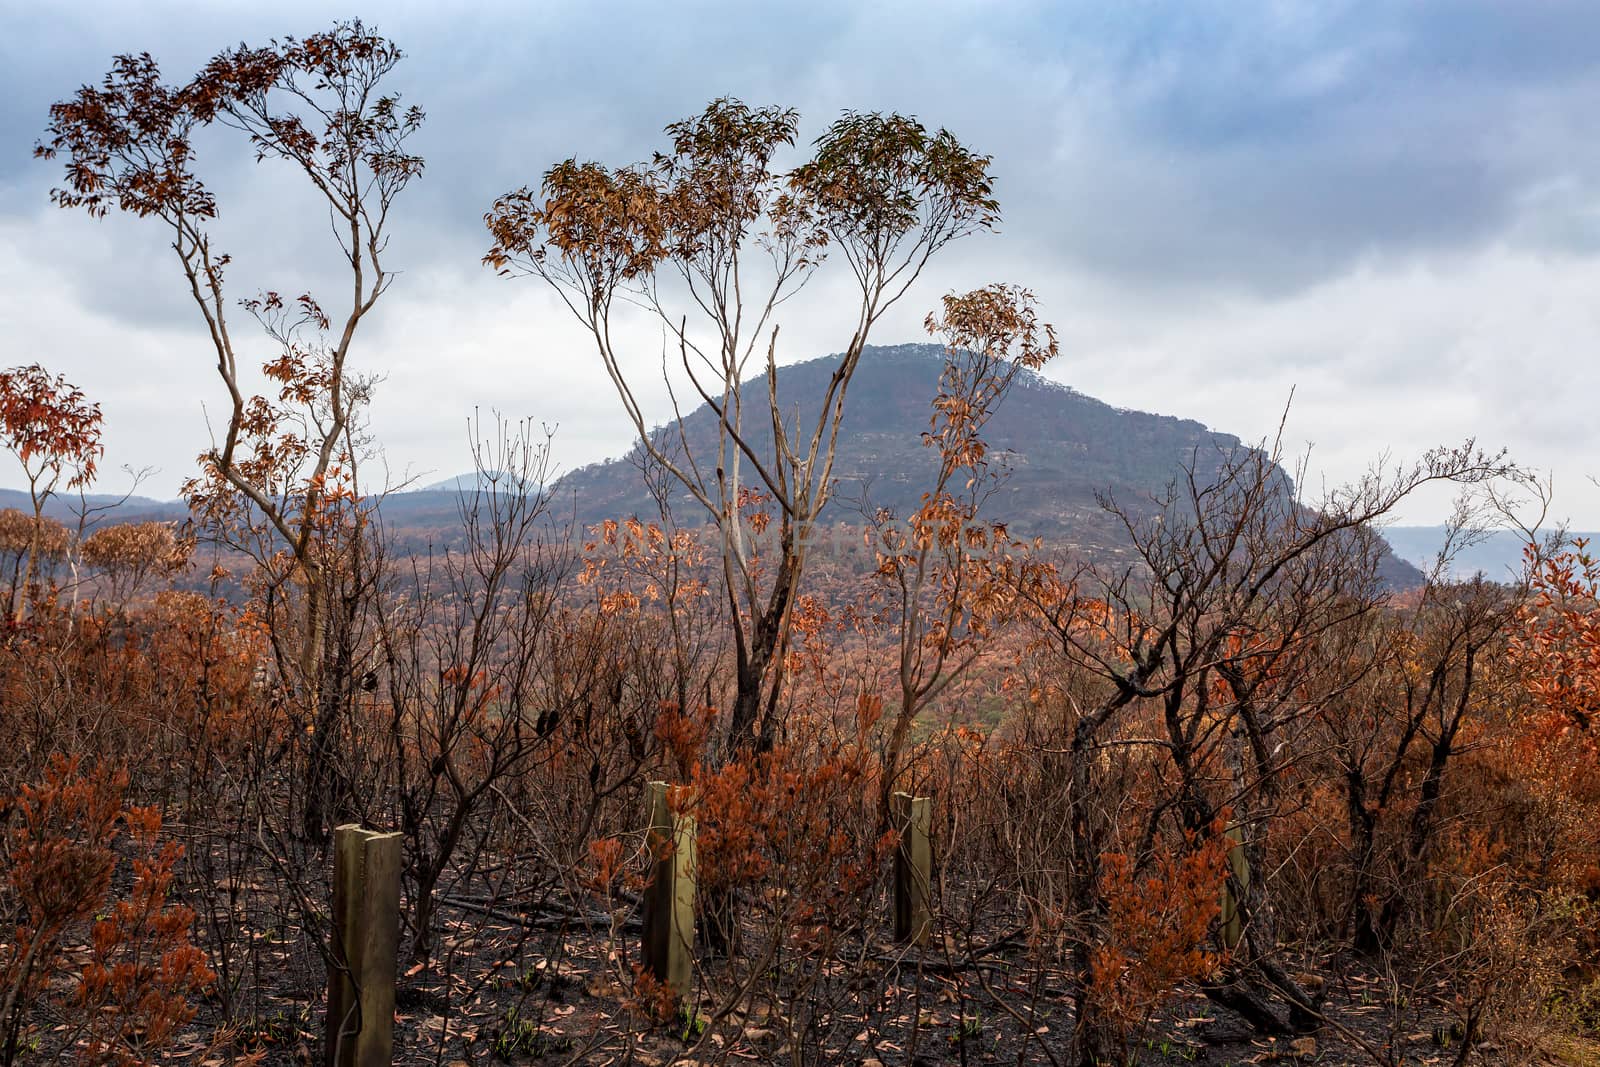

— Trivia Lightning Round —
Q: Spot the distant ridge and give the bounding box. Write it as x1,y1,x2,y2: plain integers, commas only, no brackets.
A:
1383,526,1591,581
0,344,1425,584
0,489,187,525
418,471,542,494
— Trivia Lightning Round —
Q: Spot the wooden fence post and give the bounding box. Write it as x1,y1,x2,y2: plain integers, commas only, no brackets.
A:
326,824,402,1067
1219,823,1250,951
891,791,932,945
641,781,696,999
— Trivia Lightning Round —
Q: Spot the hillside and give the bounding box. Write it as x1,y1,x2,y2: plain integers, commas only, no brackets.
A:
552,344,1242,536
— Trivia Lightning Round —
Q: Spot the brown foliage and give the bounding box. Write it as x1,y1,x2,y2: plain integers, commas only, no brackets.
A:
1,756,213,1066
1087,830,1228,1055
80,521,189,610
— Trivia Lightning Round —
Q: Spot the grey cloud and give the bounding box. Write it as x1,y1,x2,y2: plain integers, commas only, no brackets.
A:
4,0,1600,523
15,0,1598,296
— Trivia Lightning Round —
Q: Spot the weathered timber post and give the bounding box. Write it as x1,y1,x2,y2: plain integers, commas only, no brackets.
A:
1219,823,1250,951
891,791,932,945
641,781,696,999
326,824,402,1067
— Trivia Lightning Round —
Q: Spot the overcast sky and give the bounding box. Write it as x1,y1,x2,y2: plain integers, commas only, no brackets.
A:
3,0,1598,525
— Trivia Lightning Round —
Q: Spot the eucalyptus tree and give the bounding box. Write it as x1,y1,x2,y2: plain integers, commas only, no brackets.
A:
486,98,1000,750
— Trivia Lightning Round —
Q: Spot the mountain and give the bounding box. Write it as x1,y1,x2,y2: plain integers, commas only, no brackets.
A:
553,344,1228,532
547,343,1423,584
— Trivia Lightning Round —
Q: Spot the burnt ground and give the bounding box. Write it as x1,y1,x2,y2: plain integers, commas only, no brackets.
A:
101,892,1593,1067
16,830,1596,1067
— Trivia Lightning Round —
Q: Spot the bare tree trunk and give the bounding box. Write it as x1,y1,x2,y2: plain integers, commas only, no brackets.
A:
1067,718,1119,1067
14,494,43,624
1345,766,1386,955
301,569,343,843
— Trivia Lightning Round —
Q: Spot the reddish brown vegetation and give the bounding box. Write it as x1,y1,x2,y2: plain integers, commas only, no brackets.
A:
7,20,1597,1067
